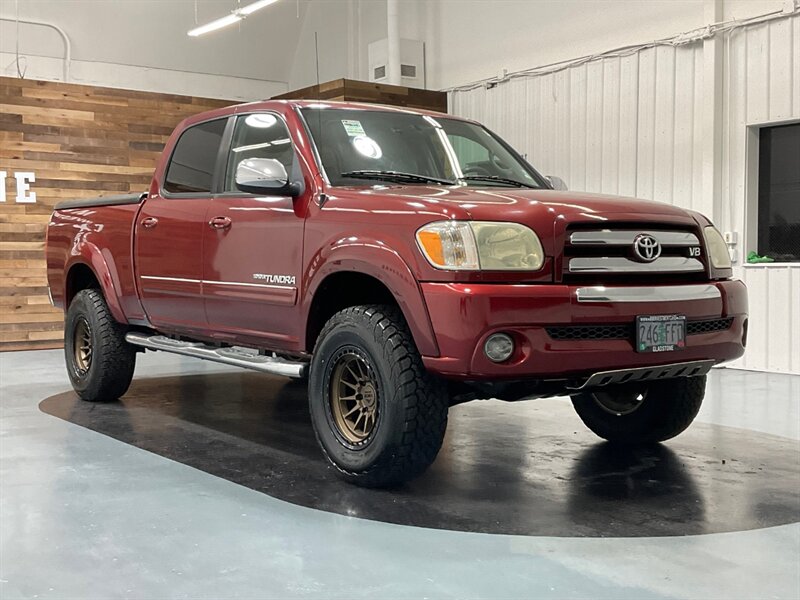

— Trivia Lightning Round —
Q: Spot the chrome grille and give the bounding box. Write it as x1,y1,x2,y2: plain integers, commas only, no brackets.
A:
568,256,704,273
569,230,700,246
564,228,706,278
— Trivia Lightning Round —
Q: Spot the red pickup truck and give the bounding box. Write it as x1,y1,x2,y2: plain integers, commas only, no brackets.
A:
46,100,747,486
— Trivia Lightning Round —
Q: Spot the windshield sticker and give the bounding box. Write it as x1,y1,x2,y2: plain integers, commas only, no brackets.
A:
341,120,366,137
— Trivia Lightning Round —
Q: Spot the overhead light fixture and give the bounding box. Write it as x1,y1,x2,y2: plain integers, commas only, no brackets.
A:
187,13,242,37
238,0,280,16
188,0,280,37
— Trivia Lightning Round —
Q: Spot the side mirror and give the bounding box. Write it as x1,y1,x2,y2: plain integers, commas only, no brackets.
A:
546,175,568,191
235,158,301,196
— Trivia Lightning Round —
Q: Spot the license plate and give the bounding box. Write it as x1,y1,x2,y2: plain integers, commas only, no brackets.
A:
636,315,686,353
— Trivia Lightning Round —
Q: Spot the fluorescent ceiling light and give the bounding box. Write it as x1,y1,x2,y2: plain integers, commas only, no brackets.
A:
188,0,280,37
239,0,280,16
188,13,241,37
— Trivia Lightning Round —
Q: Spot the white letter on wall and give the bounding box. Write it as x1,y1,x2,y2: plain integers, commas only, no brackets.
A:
0,171,6,202
15,172,36,203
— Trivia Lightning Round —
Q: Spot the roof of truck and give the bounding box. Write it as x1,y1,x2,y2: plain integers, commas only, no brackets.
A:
233,98,457,120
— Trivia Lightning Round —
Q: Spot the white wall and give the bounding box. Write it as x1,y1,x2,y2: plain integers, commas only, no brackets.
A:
286,0,352,90
449,7,800,374
0,0,295,99
431,0,706,90
429,0,787,90
451,44,707,207
286,0,435,90
724,15,800,373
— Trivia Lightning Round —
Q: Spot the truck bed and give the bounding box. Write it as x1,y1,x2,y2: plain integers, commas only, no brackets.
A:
53,192,147,211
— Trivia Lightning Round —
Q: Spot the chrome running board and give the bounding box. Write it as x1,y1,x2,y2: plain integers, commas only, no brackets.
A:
567,359,714,391
125,332,307,379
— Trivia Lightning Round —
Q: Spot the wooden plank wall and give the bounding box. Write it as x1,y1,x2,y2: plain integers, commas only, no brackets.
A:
273,78,448,113
0,77,232,351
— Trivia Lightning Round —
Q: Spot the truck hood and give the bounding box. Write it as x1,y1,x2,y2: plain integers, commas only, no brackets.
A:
373,186,694,224
351,185,700,228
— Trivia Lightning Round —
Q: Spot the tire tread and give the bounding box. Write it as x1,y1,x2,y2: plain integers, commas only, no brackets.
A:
311,304,448,487
66,289,135,402
571,375,706,444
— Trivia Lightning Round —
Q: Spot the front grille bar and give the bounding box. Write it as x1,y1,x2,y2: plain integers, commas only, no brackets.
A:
568,256,705,273
569,230,700,246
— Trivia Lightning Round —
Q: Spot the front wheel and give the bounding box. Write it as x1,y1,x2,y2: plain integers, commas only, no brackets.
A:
65,289,136,402
570,375,706,444
308,305,448,487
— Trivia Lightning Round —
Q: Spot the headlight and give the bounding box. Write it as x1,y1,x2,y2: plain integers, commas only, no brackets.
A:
416,221,544,271
703,226,731,269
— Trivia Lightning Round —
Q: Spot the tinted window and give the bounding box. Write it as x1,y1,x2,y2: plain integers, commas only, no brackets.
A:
224,113,295,191
164,119,227,193
758,123,800,261
300,107,544,188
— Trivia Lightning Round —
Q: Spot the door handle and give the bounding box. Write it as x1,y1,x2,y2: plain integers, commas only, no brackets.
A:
141,217,158,229
208,216,232,230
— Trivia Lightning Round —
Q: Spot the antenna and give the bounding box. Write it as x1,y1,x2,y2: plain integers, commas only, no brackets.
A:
314,31,321,95
313,31,329,204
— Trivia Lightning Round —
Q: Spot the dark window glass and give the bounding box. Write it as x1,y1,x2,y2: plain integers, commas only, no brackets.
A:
300,107,544,188
164,119,227,193
224,113,295,191
758,123,800,262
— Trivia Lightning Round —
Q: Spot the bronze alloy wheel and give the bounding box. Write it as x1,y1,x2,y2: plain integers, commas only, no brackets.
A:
592,387,648,416
330,349,380,445
73,317,93,377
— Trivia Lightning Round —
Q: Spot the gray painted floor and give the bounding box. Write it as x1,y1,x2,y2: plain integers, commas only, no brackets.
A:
1,349,799,600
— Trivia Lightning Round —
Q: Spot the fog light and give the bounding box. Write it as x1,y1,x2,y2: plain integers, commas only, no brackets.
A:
484,333,514,363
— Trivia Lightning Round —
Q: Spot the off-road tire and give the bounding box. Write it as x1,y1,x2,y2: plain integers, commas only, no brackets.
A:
308,305,448,487
570,375,706,444
64,289,136,402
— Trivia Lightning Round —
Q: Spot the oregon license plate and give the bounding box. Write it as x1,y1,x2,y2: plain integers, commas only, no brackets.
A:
636,315,686,353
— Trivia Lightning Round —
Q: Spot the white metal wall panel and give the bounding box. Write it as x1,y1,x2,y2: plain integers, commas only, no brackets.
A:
449,14,800,373
727,18,800,374
451,44,705,208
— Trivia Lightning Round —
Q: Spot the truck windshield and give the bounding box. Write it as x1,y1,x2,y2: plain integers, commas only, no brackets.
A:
300,107,546,189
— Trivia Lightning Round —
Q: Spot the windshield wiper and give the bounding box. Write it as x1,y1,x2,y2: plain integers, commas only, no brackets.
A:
341,170,456,186
459,175,536,189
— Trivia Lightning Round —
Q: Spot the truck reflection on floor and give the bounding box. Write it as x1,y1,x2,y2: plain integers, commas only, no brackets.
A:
39,371,799,538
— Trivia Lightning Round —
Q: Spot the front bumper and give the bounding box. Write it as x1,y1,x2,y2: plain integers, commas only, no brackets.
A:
420,280,748,379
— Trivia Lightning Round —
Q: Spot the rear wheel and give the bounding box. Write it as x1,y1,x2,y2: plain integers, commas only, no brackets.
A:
65,289,136,402
308,305,448,487
570,375,706,443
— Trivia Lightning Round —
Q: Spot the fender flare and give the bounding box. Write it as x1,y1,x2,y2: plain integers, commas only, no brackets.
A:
65,244,127,324
302,241,439,357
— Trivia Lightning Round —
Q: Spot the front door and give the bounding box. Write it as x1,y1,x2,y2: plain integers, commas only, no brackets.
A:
202,112,306,350
135,117,228,334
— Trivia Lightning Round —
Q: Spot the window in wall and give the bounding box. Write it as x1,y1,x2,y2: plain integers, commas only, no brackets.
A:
224,113,295,191
758,123,800,262
163,118,227,194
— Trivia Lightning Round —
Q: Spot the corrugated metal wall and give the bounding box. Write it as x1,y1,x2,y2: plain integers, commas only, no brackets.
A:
726,16,800,373
450,45,705,207
449,14,800,374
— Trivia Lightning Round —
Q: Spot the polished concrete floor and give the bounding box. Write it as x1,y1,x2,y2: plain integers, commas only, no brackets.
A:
1,349,799,599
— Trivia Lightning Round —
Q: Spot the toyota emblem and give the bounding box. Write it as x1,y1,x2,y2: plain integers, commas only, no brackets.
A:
633,234,661,262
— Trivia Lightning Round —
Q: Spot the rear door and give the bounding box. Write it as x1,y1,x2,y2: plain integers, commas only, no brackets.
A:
135,117,230,334
201,111,306,349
